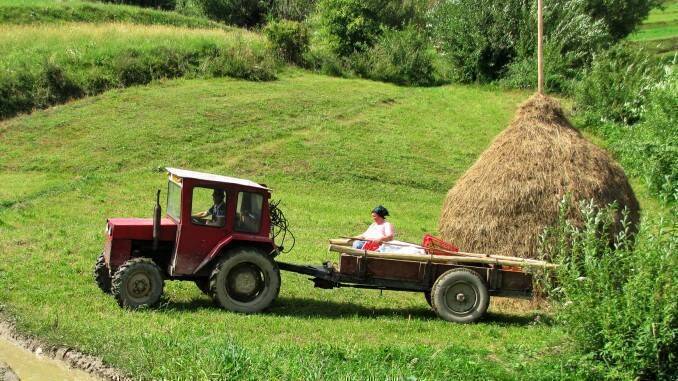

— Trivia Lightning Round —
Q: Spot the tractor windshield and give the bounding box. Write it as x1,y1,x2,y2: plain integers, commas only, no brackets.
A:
167,180,181,221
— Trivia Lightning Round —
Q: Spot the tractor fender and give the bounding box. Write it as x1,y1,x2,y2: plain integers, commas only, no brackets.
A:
193,235,275,274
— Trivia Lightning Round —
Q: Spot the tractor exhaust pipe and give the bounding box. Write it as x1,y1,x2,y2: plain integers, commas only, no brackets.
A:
152,189,161,252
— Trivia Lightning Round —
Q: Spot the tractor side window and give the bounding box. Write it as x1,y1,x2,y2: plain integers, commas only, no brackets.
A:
235,192,263,233
190,187,226,227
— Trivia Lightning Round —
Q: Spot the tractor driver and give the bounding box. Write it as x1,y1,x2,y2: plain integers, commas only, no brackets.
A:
192,189,226,227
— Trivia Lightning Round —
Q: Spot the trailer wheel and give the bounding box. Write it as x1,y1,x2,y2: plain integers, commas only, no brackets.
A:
209,247,280,313
431,268,489,323
112,258,164,309
93,252,112,294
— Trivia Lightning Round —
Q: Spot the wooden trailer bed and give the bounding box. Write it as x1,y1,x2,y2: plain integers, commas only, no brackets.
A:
277,238,555,323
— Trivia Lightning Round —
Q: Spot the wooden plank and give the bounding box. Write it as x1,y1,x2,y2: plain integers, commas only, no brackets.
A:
328,244,558,269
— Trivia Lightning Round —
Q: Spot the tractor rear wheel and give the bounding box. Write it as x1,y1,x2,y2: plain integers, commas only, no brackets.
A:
112,258,164,309
93,253,112,294
431,268,489,323
210,247,280,313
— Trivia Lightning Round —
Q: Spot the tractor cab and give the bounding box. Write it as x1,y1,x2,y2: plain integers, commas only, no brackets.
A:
163,167,274,276
95,168,283,313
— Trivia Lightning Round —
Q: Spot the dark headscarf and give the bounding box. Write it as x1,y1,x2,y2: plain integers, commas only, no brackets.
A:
372,205,389,218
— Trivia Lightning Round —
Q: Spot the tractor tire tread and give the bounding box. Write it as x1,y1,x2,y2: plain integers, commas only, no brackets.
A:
209,247,280,313
111,257,164,309
93,252,112,294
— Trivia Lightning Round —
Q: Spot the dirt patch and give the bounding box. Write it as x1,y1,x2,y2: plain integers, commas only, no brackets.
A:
0,318,128,381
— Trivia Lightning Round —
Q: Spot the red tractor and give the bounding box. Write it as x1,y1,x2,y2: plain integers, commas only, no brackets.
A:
94,168,290,312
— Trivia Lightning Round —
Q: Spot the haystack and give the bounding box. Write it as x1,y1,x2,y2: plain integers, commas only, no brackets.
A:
438,94,639,259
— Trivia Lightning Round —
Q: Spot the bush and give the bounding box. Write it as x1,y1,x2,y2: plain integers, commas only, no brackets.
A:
584,0,665,41
270,0,317,21
317,0,422,56
264,20,309,65
429,0,608,87
197,0,270,27
353,27,441,86
208,37,278,81
539,199,677,380
575,43,663,125
599,68,677,203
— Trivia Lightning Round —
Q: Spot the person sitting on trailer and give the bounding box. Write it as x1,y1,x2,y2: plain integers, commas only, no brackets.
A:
352,205,394,250
192,189,226,227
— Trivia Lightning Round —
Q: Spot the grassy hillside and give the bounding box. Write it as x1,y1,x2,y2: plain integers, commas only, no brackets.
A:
629,0,678,56
0,0,223,29
0,72,601,380
0,22,276,119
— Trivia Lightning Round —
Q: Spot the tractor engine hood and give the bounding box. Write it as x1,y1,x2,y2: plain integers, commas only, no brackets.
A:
107,218,177,241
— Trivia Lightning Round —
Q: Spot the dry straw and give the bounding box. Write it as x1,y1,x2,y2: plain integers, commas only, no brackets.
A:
439,94,639,258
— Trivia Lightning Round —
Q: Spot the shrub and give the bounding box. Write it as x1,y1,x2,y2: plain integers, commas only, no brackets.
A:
208,37,277,81
197,0,270,27
0,70,37,119
270,0,317,21
353,26,441,86
174,0,206,17
575,43,663,125
429,0,608,87
599,67,678,203
264,20,309,65
539,199,677,380
317,0,422,56
584,0,665,41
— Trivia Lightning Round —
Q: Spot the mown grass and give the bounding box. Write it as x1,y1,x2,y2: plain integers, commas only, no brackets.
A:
0,22,277,119
0,0,224,29
629,0,678,56
0,72,610,379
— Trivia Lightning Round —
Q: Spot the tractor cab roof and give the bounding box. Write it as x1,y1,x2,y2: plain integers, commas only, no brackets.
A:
166,167,269,191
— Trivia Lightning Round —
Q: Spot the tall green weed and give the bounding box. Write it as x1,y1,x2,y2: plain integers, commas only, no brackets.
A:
539,199,677,380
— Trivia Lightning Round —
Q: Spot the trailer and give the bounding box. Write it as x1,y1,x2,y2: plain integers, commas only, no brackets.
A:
278,238,555,323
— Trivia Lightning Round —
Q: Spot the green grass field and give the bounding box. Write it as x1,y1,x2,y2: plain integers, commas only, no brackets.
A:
629,0,678,56
0,0,223,29
0,71,609,380
0,1,671,380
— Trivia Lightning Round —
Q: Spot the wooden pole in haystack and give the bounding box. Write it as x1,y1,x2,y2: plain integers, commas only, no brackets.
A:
537,0,544,94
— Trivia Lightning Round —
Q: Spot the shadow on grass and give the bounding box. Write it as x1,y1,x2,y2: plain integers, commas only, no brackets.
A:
160,296,543,326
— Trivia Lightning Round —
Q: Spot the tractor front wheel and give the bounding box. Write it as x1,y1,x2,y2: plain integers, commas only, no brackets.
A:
210,247,280,313
431,268,489,323
93,252,112,294
112,258,164,309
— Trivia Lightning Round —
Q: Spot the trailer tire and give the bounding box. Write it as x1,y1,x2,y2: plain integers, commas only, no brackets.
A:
210,247,280,313
431,268,489,323
112,258,164,309
93,252,112,294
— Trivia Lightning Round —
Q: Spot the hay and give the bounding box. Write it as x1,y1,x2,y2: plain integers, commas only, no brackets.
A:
438,94,639,259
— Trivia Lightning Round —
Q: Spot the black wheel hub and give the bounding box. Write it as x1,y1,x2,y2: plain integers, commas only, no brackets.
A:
226,263,265,303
